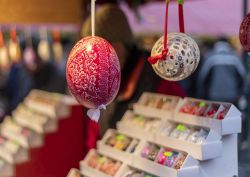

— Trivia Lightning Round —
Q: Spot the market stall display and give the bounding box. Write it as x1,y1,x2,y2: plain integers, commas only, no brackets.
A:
69,92,241,177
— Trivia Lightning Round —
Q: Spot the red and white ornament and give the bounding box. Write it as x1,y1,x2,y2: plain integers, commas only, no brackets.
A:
150,32,200,81
239,13,250,52
66,36,121,122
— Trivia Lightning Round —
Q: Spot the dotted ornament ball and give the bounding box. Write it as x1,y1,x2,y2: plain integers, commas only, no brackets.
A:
239,13,250,52
66,36,121,109
151,32,200,81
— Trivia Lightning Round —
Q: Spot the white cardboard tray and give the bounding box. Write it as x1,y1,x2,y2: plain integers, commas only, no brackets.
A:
0,118,43,148
0,159,14,177
132,141,200,177
97,129,140,164
80,149,124,177
133,92,181,120
174,98,242,135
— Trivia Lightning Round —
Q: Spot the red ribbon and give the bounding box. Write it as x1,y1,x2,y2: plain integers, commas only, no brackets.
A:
148,0,185,65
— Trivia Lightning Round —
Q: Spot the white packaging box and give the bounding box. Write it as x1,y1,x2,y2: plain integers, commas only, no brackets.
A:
0,159,14,177
117,110,164,142
174,98,242,135
0,136,29,164
67,168,88,177
97,129,140,164
24,90,71,119
155,125,222,160
0,118,43,148
80,149,124,177
133,92,181,120
132,141,200,177
12,106,58,134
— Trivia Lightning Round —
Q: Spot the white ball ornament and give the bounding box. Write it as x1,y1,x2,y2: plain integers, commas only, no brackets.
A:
150,32,200,81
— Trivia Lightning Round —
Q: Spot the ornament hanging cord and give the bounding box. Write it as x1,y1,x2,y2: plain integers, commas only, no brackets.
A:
148,0,185,64
91,0,96,37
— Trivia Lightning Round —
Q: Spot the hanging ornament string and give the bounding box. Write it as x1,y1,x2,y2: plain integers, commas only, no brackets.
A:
91,0,96,37
148,0,185,64
148,0,169,64
87,0,107,122
178,0,185,33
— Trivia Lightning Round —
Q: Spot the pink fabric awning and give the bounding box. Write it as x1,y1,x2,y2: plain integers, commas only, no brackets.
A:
121,0,249,36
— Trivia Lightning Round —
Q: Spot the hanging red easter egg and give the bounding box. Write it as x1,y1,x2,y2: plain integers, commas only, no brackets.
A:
240,13,250,52
66,36,121,121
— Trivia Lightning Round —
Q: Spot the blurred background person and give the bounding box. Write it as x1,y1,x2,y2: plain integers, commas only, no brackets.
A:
197,37,246,105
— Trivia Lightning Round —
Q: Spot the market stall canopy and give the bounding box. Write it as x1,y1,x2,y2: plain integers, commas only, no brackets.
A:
120,0,248,36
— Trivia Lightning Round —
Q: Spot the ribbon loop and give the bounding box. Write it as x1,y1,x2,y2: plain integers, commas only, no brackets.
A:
87,104,106,122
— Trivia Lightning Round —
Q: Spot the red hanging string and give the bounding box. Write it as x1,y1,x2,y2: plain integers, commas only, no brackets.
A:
148,0,185,65
148,0,169,64
178,3,185,33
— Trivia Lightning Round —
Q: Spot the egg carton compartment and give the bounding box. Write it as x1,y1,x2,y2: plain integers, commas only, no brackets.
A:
132,141,199,177
80,149,124,177
0,136,29,164
117,111,163,142
133,92,181,120
155,121,222,160
13,103,58,134
175,97,241,135
0,117,44,148
97,129,140,164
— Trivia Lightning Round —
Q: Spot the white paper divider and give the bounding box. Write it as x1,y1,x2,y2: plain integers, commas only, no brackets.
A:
133,92,180,120
132,141,199,177
0,159,14,177
0,118,44,148
155,128,222,160
174,98,242,135
97,129,140,164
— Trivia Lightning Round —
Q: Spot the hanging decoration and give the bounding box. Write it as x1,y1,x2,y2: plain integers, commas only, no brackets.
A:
23,28,37,71
8,26,21,64
38,27,50,62
52,29,63,64
66,0,121,122
148,0,200,81
0,28,10,71
239,13,250,52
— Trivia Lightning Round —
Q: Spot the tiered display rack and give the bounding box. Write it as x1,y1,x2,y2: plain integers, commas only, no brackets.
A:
68,92,241,177
0,89,73,177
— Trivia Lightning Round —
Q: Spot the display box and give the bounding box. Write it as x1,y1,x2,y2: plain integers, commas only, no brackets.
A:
0,159,14,177
13,104,58,134
97,129,140,164
155,122,222,160
117,111,163,142
174,98,241,135
132,141,200,177
133,92,181,120
80,149,124,177
24,89,71,119
0,117,44,148
67,168,87,177
117,164,160,177
0,136,29,164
